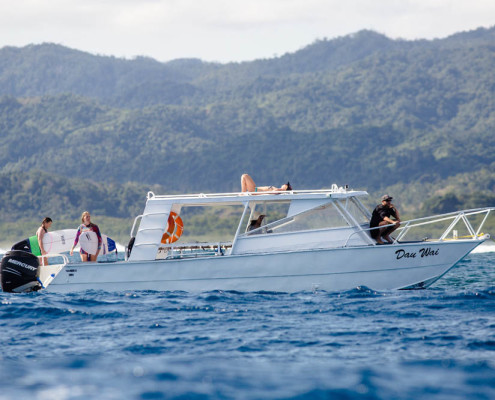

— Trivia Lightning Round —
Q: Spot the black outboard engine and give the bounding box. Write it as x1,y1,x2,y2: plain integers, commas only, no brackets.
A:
1,250,41,293
11,238,32,252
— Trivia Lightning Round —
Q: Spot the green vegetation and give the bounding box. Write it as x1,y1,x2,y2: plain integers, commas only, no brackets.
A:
0,27,494,243
0,170,162,245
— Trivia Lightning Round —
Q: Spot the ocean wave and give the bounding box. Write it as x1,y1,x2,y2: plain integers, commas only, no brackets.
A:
0,355,493,399
471,240,495,253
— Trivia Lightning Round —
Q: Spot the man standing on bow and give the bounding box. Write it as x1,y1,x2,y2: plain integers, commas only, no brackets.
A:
369,195,401,244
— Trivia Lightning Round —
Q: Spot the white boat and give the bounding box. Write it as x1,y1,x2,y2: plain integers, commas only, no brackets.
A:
1,185,493,293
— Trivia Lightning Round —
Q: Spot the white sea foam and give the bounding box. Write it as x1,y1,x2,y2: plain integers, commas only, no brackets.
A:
471,240,495,253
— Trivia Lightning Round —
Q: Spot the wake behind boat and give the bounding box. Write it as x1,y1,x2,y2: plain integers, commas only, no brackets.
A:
1,185,493,293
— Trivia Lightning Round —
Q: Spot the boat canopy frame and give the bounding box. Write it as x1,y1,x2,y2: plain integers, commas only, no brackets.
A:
128,187,493,262
128,186,370,261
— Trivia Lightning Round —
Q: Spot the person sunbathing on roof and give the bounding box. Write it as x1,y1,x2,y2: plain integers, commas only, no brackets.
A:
241,174,292,193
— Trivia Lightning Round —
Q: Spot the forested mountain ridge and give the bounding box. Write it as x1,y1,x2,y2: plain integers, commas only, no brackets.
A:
0,26,494,241
1,26,494,107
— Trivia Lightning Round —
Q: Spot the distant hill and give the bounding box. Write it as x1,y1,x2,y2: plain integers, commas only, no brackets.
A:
0,170,164,221
1,27,494,107
0,26,494,233
0,170,164,243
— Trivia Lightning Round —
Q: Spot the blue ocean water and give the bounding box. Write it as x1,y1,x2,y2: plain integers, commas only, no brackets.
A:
0,249,494,399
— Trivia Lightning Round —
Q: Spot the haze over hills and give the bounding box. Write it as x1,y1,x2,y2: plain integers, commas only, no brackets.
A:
0,26,494,239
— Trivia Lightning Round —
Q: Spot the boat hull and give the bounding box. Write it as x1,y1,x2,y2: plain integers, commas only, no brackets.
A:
46,240,483,293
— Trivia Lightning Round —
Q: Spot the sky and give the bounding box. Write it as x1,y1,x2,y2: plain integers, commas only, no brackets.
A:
0,0,494,63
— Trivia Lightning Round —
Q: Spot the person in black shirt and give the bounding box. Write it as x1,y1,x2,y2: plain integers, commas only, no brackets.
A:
369,195,401,244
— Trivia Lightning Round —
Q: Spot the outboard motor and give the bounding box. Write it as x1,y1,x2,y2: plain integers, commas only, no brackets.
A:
1,250,41,293
11,238,32,252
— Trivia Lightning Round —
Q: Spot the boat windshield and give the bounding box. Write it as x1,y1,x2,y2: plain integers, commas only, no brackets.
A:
245,201,354,235
336,197,370,225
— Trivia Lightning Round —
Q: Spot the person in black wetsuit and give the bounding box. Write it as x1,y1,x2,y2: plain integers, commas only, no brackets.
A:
369,195,401,244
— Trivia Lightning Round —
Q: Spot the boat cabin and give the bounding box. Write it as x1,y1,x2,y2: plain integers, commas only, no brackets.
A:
128,185,374,262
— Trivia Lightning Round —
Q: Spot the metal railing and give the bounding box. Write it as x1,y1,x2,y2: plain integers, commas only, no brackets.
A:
147,186,365,201
157,242,233,259
344,207,494,247
40,253,70,266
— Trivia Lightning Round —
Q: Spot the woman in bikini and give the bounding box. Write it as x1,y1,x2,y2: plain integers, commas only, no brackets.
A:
241,174,292,193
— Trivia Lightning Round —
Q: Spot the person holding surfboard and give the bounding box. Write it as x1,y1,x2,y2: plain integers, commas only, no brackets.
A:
37,217,52,266
70,211,102,262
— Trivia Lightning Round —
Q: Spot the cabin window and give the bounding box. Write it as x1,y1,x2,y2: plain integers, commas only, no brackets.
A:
248,202,349,235
245,201,290,234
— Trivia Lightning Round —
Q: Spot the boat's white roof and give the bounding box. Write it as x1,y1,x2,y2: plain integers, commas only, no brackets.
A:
147,187,368,206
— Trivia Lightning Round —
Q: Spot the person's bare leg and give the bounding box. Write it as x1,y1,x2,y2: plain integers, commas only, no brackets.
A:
380,222,399,243
241,174,256,192
374,230,385,244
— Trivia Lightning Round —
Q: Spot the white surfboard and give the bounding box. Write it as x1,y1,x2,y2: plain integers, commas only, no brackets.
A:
42,229,78,254
79,231,99,255
79,231,117,256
